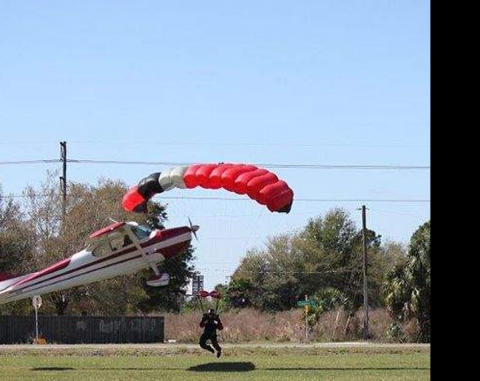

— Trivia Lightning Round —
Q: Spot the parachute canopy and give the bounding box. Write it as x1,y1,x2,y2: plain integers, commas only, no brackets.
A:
198,290,221,299
122,163,293,214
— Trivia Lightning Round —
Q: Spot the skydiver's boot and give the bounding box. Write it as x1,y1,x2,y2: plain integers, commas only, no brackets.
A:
216,349,222,358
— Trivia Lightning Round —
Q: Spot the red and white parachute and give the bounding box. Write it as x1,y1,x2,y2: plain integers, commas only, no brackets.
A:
122,163,294,214
197,290,222,313
198,290,221,299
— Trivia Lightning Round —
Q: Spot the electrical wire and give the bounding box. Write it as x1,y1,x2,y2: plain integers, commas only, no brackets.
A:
4,193,430,202
0,158,430,170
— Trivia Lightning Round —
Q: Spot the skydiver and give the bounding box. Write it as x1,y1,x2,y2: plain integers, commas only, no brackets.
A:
199,309,223,357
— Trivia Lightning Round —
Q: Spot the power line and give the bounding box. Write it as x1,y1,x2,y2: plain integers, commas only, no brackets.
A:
0,159,58,165
0,140,430,148
0,158,430,170
4,193,430,203
160,196,430,203
369,208,427,218
70,159,430,170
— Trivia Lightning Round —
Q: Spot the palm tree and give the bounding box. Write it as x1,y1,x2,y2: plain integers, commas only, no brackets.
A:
383,221,430,342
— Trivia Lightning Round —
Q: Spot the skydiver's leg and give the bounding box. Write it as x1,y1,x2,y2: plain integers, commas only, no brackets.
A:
211,336,222,357
199,334,214,353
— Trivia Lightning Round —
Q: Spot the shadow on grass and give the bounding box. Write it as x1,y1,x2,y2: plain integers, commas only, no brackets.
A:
32,367,74,371
31,365,428,373
30,364,256,372
188,362,256,372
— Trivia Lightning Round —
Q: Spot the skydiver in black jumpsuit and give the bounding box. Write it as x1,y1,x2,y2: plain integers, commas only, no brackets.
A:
199,309,223,357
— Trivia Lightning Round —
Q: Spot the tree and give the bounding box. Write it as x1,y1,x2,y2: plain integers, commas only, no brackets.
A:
307,287,354,338
383,221,431,342
229,235,304,311
229,208,392,313
0,189,36,315
407,221,430,341
1,191,35,275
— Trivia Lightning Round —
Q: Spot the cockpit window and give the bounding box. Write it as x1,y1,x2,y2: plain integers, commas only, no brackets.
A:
109,234,124,251
130,224,152,240
92,243,110,257
91,232,129,257
88,224,153,257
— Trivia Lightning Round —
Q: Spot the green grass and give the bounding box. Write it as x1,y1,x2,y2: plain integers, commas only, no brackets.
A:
0,347,430,381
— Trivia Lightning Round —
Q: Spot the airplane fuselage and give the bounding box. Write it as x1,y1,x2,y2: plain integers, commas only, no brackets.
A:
0,222,194,305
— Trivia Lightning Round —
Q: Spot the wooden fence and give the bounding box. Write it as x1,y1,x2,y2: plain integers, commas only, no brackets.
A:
0,315,164,344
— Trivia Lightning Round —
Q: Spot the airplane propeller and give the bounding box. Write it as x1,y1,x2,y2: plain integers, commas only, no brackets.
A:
188,217,199,241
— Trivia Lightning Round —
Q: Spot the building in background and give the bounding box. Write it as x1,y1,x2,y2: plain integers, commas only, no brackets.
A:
192,273,204,295
185,272,204,297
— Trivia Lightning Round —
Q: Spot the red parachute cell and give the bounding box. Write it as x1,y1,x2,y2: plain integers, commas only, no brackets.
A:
246,172,279,203
184,164,203,188
208,163,235,189
221,164,258,191
198,290,210,298
233,168,269,195
123,186,148,213
263,181,294,212
209,290,221,299
194,164,218,189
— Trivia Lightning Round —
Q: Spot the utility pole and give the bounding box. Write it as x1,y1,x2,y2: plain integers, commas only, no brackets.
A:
60,141,67,222
361,205,369,340
304,294,309,342
58,141,69,313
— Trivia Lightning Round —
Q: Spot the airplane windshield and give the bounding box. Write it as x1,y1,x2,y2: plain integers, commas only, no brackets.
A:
130,224,152,240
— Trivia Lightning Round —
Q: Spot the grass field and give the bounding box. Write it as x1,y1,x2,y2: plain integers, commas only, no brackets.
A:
0,344,430,381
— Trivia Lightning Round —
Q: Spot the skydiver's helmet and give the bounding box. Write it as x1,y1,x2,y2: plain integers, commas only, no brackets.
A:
207,309,216,318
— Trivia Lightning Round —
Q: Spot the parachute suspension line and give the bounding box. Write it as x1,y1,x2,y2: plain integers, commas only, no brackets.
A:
198,296,205,313
197,290,222,314
245,207,265,255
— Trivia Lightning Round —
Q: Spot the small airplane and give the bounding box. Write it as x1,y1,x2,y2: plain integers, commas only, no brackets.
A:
0,220,199,305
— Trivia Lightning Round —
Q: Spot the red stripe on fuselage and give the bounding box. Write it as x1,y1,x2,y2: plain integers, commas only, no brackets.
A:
160,241,191,259
14,252,145,297
153,227,191,242
11,246,137,292
14,258,71,287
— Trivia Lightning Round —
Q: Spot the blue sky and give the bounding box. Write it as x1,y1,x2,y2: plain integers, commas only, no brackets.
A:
1,1,430,290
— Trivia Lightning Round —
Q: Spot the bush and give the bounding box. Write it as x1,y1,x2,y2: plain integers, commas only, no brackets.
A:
158,307,420,343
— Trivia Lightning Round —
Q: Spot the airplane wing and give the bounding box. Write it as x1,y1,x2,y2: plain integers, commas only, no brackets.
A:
89,221,126,239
